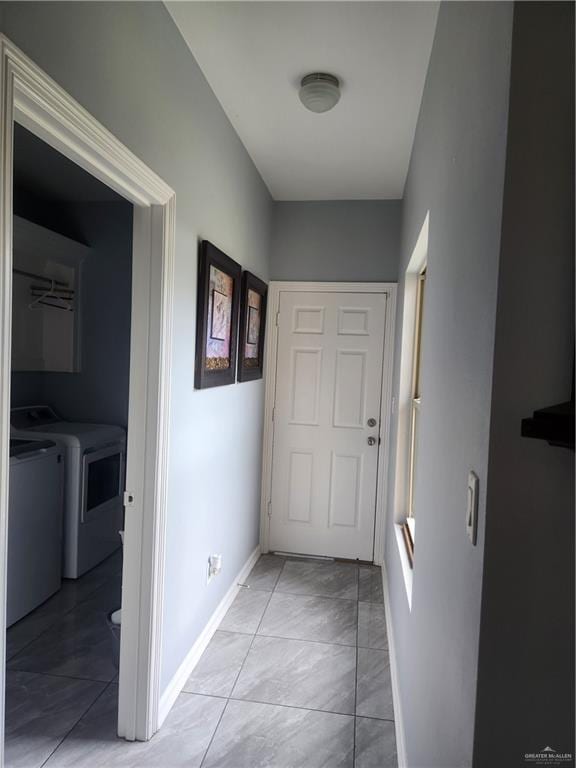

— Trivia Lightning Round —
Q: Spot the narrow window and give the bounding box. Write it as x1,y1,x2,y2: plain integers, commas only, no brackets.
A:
403,267,426,566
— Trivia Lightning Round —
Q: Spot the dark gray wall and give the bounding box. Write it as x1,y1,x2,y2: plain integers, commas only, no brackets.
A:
11,371,43,407
384,4,514,766
271,200,401,282
42,202,133,427
0,1,273,695
10,199,133,429
474,4,575,765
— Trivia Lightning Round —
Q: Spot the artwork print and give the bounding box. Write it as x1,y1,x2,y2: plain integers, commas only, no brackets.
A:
237,272,267,382
195,241,241,389
210,290,228,342
245,289,261,366
207,266,233,367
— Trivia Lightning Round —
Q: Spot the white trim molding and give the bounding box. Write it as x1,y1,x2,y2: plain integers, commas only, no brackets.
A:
158,545,261,726
0,34,175,755
382,564,408,767
260,281,397,565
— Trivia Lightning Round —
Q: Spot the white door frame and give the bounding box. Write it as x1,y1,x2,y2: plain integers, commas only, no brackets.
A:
0,35,175,757
260,281,397,565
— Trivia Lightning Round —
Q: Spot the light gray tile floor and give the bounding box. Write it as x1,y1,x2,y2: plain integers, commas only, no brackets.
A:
355,717,398,768
232,635,357,714
44,686,225,768
356,648,395,720
358,566,384,604
357,602,388,650
243,555,284,591
258,591,358,645
202,699,355,768
217,588,270,634
7,603,118,682
6,553,397,768
195,555,396,767
5,549,123,662
5,549,123,768
276,559,359,600
183,631,253,697
5,671,105,768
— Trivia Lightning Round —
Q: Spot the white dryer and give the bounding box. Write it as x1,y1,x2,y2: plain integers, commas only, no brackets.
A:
11,405,126,578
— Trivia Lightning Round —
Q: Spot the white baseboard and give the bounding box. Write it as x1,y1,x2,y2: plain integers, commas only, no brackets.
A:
382,564,408,768
158,544,261,726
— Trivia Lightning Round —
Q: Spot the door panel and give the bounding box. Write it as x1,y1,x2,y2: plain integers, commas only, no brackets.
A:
287,450,314,523
289,348,322,425
328,452,362,528
333,350,367,428
269,291,387,560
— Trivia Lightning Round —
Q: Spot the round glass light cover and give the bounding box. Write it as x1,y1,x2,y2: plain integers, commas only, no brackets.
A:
299,73,341,113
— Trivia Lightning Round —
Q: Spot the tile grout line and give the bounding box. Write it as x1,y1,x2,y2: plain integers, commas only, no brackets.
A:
7,560,122,663
38,679,115,768
198,556,285,767
255,630,357,649
195,559,389,767
183,688,397,723
6,560,122,768
201,562,283,703
273,588,359,603
204,561,388,766
198,698,230,768
6,667,116,685
228,560,282,695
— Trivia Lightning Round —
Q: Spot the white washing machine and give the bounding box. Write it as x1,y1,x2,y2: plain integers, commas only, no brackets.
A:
11,405,126,579
8,437,64,626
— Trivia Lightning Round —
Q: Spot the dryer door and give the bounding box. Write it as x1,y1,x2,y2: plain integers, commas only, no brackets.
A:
81,443,125,522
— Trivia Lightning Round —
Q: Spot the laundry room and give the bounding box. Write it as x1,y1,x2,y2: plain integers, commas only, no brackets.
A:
6,124,133,759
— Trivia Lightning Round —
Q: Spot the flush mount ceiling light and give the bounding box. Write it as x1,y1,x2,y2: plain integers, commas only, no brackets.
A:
299,73,341,114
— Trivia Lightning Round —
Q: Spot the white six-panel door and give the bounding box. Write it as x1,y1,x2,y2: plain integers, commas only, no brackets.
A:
269,291,387,560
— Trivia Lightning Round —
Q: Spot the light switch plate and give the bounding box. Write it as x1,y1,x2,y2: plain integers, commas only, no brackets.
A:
466,471,479,545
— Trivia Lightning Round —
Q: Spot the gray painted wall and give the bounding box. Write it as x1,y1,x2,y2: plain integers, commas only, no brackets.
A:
271,201,401,282
0,1,273,693
474,4,575,764
384,4,514,766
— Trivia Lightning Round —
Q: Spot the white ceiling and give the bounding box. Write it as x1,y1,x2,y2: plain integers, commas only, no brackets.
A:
167,1,438,201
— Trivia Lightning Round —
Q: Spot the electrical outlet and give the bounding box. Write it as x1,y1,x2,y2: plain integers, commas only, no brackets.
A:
207,554,223,584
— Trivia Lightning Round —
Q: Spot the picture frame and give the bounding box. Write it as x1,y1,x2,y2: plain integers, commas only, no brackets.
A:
237,270,268,382
194,240,241,389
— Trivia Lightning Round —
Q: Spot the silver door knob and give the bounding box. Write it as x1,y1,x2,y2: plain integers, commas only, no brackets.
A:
367,436,377,446
367,418,377,427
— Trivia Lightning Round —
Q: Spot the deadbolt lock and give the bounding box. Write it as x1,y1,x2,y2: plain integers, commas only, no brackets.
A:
367,418,377,427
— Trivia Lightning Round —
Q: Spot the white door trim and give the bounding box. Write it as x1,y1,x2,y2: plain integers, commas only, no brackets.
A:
0,34,175,756
260,281,396,565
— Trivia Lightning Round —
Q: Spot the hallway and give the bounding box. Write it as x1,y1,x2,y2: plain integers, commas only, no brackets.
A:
7,554,396,767
191,554,396,767
0,2,572,763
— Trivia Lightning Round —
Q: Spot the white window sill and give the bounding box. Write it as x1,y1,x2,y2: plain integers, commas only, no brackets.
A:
395,523,413,611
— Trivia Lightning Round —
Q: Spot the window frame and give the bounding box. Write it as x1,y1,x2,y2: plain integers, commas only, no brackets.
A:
402,266,426,567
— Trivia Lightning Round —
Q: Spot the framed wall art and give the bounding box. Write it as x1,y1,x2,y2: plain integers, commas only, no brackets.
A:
237,271,267,382
194,240,241,389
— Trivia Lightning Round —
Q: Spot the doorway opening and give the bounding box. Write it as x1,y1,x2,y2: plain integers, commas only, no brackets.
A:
0,35,176,763
6,125,132,767
260,282,396,566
